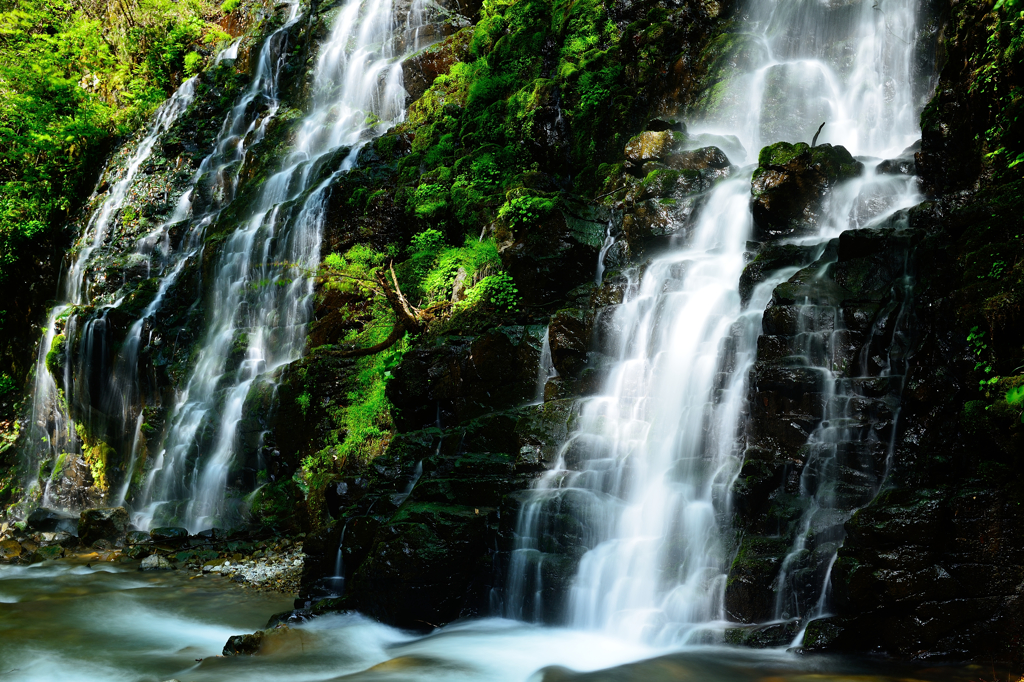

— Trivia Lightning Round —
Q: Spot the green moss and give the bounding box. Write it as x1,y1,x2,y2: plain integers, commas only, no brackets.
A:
758,141,809,167
45,333,66,375
74,422,114,492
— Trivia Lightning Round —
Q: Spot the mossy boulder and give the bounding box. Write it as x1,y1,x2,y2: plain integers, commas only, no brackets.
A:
750,142,863,239
724,535,789,623
624,130,678,164
78,507,129,547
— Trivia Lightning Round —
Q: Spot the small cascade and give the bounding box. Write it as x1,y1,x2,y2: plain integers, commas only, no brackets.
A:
28,13,300,514
504,0,929,645
533,327,559,404
137,0,431,532
771,245,916,635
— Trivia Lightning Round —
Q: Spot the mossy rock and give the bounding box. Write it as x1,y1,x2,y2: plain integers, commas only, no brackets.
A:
750,142,864,239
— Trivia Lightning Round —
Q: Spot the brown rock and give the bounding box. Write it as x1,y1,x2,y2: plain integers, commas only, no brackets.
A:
624,131,676,163
0,539,22,559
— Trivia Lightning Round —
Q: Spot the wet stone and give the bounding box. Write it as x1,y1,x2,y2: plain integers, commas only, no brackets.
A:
149,527,190,545
0,539,23,559
223,631,263,656
78,507,129,547
140,554,174,570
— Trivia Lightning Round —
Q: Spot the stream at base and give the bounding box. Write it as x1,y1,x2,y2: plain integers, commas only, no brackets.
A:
0,563,995,682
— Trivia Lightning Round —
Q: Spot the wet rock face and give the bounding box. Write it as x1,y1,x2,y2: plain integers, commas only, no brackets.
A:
729,226,917,626
750,142,863,239
298,400,576,628
387,326,545,431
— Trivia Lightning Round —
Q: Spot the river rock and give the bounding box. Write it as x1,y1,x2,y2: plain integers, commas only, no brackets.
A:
149,527,189,545
750,141,863,239
0,539,22,560
875,140,920,176
78,507,129,547
35,545,64,561
140,554,173,570
27,507,78,534
125,530,151,545
222,631,263,656
39,531,77,548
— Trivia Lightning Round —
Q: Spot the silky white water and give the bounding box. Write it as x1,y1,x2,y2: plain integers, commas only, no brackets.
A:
25,77,198,512
505,0,927,644
136,0,428,532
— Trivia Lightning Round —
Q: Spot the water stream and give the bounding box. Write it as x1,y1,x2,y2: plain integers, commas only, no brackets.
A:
0,561,989,681
25,77,200,513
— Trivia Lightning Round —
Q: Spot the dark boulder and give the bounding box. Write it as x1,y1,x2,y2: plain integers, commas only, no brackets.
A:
149,527,190,545
402,27,473,103
875,141,920,176
750,142,863,239
78,507,128,547
26,507,78,534
547,309,590,377
223,631,263,656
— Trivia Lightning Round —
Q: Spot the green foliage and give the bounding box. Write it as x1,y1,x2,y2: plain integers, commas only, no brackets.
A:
184,51,204,76
966,0,1024,178
221,0,240,13
968,326,995,383
0,372,15,399
402,229,504,308
392,0,724,242
456,271,520,312
0,0,228,343
497,194,556,229
295,391,311,415
322,244,388,297
45,333,66,374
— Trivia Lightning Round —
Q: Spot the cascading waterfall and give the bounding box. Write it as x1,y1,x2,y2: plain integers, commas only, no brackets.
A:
136,0,428,532
25,77,198,510
109,11,303,506
25,7,301,515
505,0,927,644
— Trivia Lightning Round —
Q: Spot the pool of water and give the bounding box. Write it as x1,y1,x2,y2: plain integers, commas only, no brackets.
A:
0,561,994,682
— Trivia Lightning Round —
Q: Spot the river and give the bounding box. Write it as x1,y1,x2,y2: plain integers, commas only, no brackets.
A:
0,560,996,682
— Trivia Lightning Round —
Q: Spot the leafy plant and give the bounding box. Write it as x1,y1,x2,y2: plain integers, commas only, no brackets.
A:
968,325,995,383
184,52,204,77
498,194,556,229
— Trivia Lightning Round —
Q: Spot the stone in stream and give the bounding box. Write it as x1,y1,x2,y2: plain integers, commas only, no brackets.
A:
140,554,173,570
149,526,189,545
0,539,22,560
78,507,129,547
222,631,263,656
39,531,77,548
27,507,78,534
35,545,64,561
125,530,151,545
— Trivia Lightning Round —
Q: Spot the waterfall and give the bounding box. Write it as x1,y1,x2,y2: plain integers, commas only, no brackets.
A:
135,0,426,532
25,77,198,510
505,0,926,644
